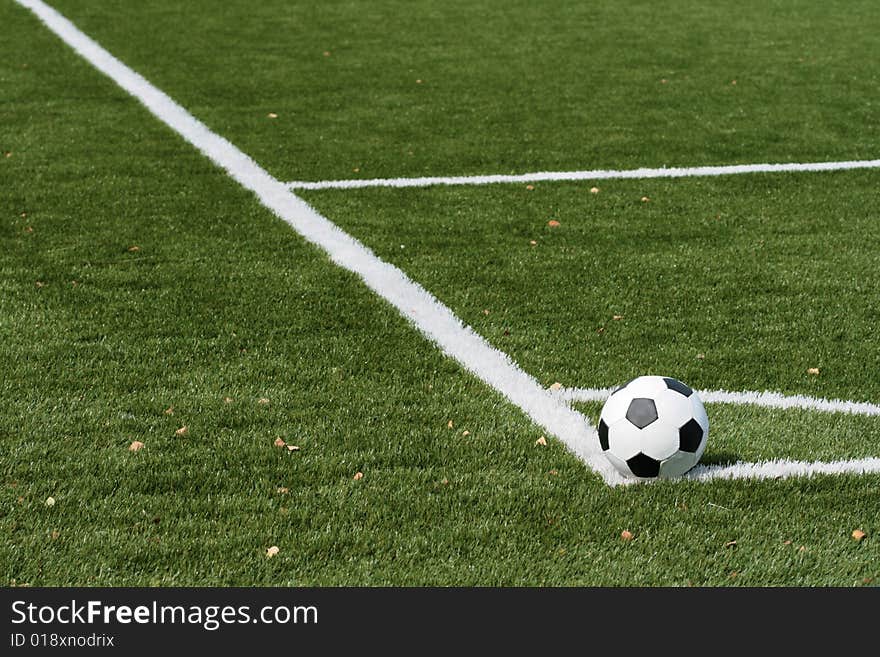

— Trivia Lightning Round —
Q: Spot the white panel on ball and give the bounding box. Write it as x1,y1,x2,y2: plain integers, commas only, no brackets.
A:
653,388,695,428
659,451,698,479
597,375,709,480
638,422,681,461
607,418,644,460
625,375,668,398
599,389,632,424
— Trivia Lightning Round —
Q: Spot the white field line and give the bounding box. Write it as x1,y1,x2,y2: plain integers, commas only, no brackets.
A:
559,387,880,417
287,159,880,191
561,386,880,482
686,457,880,482
22,0,880,485
16,0,622,486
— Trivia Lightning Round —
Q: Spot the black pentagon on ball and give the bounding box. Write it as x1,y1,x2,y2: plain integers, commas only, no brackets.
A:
679,418,704,453
663,377,693,397
626,452,661,478
625,398,658,429
598,419,610,451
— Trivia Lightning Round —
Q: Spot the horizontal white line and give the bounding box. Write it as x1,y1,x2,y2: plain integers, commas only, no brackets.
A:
25,0,880,487
686,457,880,482
15,0,623,488
559,387,880,416
287,158,880,191
556,388,880,481
562,386,880,482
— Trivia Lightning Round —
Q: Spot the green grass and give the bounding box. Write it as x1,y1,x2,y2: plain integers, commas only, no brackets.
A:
303,176,880,466
2,0,879,586
46,0,880,180
301,174,880,400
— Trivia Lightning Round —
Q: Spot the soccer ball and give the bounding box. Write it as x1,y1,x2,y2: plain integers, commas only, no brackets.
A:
598,376,708,479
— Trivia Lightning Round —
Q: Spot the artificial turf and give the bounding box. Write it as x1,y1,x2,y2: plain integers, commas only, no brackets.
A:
44,0,880,180
301,173,880,402
2,0,879,586
301,174,880,465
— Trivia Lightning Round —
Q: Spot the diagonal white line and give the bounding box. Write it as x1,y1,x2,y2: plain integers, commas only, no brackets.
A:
15,0,622,486
20,0,880,485
287,159,880,191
